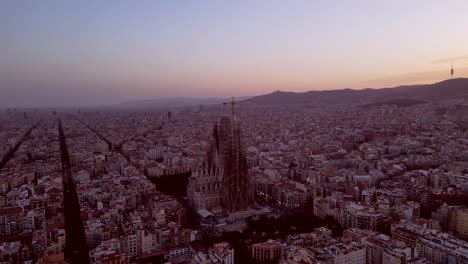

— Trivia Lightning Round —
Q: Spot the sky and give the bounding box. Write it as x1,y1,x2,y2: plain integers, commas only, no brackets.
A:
1,0,468,107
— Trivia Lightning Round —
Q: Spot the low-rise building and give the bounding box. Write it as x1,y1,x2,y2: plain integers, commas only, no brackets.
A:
252,239,283,262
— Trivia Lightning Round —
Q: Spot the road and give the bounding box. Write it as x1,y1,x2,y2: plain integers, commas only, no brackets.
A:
0,121,41,172
58,118,91,264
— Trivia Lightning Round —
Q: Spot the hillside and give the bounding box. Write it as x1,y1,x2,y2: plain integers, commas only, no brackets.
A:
362,99,427,108
242,78,468,106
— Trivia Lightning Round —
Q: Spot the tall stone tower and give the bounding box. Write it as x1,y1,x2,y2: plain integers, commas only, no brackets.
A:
217,115,253,213
188,114,254,214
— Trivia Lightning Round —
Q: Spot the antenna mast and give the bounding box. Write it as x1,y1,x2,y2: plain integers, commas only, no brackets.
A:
451,64,454,79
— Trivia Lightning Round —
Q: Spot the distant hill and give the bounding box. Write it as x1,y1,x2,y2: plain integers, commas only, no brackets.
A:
242,78,468,106
118,96,252,108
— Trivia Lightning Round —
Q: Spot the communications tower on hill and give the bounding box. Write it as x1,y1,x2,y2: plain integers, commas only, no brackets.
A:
451,64,454,79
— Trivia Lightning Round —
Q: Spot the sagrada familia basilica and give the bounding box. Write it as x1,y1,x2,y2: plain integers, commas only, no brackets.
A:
188,113,254,215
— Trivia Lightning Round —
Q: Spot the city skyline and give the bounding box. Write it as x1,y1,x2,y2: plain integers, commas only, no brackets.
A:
2,0,468,107
1,2,468,263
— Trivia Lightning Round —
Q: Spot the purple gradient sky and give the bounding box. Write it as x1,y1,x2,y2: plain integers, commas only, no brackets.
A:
1,0,468,107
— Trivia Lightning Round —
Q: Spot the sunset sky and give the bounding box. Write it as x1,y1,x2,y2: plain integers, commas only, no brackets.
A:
2,0,468,107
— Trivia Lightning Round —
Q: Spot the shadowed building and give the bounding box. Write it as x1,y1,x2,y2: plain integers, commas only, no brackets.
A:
58,118,90,264
188,114,254,214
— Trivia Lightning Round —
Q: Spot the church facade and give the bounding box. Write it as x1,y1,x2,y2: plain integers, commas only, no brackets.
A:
187,115,254,214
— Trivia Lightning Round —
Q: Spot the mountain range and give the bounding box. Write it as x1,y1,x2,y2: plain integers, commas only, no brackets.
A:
117,78,468,108
241,78,468,106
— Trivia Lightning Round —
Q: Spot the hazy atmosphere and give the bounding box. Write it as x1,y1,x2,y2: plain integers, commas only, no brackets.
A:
2,0,468,107
1,2,468,263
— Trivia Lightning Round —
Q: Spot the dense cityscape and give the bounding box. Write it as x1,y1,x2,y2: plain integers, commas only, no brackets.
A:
3,1,468,263
0,92,467,263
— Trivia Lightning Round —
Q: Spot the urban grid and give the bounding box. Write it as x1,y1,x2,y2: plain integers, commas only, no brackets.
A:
1,87,468,264
2,1,468,264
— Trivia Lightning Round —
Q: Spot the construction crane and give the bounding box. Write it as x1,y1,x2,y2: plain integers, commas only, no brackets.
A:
223,97,236,116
